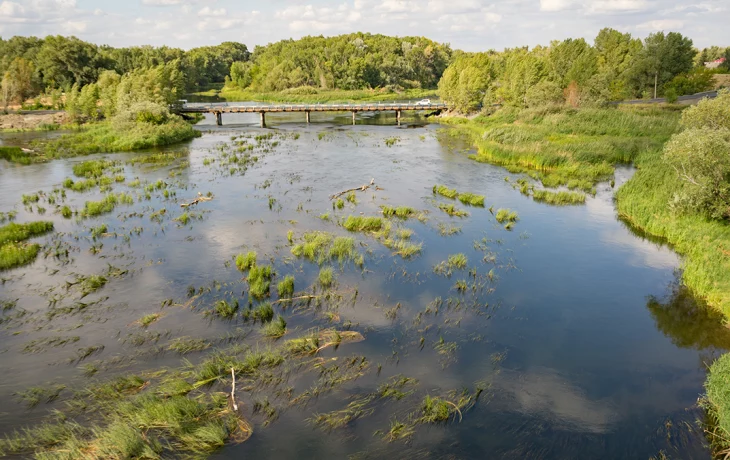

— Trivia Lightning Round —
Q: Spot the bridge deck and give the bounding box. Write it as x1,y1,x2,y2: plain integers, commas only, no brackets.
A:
179,102,447,113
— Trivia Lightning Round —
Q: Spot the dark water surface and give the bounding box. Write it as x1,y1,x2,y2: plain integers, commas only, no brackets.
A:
0,111,723,459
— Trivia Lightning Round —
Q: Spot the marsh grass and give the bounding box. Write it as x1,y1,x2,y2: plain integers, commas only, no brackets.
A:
443,106,680,191
81,193,133,218
262,315,287,338
73,160,118,179
167,337,211,354
381,205,416,218
343,216,384,232
251,302,274,323
437,203,469,217
236,251,257,271
457,192,485,207
319,267,335,288
138,313,160,328
434,253,468,276
277,275,295,298
214,299,239,319
37,119,200,159
248,265,273,299
0,146,34,165
383,238,422,258
291,232,359,265
433,185,458,199
532,189,586,205
15,384,66,408
0,221,53,247
495,209,519,223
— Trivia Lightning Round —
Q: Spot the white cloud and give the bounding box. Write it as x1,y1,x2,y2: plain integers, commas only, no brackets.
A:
540,0,578,12
198,7,226,17
62,20,86,32
588,0,649,13
636,19,684,30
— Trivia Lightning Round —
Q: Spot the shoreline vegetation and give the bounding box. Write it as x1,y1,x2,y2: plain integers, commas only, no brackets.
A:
192,87,439,104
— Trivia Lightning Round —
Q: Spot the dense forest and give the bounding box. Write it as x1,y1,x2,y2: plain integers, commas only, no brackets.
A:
228,33,452,92
439,28,729,113
0,31,727,117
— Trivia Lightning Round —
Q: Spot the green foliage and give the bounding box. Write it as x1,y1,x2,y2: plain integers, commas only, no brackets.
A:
495,209,519,223
664,67,716,97
532,189,586,205
705,353,730,453
381,205,416,218
0,147,33,165
231,33,450,92
214,299,238,319
343,216,384,232
248,265,273,299
290,231,359,265
235,251,257,271
0,242,41,271
40,118,200,159
262,315,287,338
662,90,730,219
438,52,493,113
432,185,458,199
277,275,295,298
0,221,53,247
252,302,274,323
319,267,335,288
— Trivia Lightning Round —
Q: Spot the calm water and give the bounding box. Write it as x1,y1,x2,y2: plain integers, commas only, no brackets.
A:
0,111,724,459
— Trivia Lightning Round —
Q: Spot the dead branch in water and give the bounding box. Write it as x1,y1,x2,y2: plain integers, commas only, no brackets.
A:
181,192,213,208
230,367,238,411
330,178,383,200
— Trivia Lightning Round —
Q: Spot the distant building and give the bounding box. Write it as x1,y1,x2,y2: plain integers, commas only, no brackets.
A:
705,57,727,69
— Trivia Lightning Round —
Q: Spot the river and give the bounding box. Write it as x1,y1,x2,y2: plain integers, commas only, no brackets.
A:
0,109,723,459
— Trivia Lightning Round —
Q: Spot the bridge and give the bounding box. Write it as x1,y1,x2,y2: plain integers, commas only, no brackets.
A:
178,102,448,127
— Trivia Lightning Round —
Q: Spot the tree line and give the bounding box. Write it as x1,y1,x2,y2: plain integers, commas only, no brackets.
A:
0,35,249,108
228,33,452,92
439,29,729,113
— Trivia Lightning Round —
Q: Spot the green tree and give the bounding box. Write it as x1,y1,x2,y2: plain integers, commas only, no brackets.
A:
438,52,493,113
627,32,696,98
0,57,35,106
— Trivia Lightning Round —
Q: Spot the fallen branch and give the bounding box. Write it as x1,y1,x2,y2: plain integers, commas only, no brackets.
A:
330,178,381,200
181,192,214,208
445,400,463,423
230,367,238,411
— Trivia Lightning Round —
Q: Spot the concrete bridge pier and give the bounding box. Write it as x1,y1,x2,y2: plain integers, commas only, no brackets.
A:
215,112,222,126
352,111,356,125
260,112,266,128
305,111,310,124
396,110,401,125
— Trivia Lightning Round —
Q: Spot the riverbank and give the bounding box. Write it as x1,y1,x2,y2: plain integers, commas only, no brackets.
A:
445,102,730,454
192,86,438,103
0,112,66,132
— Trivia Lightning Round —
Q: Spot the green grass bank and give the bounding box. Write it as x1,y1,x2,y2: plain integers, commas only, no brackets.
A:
445,101,730,454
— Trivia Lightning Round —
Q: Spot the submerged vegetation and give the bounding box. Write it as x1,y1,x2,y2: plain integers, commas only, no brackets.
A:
0,221,54,270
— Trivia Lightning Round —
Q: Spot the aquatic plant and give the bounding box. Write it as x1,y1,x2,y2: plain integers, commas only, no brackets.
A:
457,192,485,207
319,267,334,288
381,205,416,218
262,315,287,338
214,299,239,319
167,337,211,354
236,251,257,271
138,313,160,328
437,203,469,217
433,185,458,199
277,275,295,298
291,232,359,265
343,216,384,232
248,265,273,299
532,189,586,205
495,209,519,223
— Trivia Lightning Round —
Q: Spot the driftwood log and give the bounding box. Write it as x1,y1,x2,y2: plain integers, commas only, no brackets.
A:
330,178,382,200
181,192,213,208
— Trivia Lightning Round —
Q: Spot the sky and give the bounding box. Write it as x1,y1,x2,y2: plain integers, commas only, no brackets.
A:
0,0,727,51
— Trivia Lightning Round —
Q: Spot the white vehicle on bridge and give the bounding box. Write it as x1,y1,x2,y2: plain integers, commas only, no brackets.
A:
415,99,431,106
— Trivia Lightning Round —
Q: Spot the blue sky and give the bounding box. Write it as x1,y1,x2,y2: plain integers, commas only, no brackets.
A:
0,0,727,51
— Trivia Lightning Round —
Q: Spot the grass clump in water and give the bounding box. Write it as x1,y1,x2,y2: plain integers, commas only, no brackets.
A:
213,299,239,319
0,221,53,271
235,251,257,271
262,315,287,338
437,203,469,217
319,267,335,288
73,159,117,178
433,185,458,199
0,146,34,165
81,193,133,218
383,238,422,258
248,265,273,299
381,206,416,218
343,216,384,232
532,189,586,205
291,232,359,265
138,313,160,328
277,275,295,298
167,337,211,354
495,209,519,223
457,192,485,207
434,253,468,276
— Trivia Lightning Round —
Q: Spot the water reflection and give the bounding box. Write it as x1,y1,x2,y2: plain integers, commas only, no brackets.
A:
647,277,730,351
